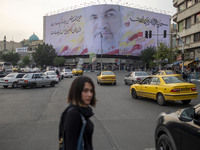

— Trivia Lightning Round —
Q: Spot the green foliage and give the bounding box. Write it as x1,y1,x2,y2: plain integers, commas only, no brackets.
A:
32,43,57,67
1,51,20,66
22,56,31,67
139,46,156,69
53,57,66,67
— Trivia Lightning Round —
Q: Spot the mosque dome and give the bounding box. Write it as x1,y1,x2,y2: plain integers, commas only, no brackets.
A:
29,33,39,42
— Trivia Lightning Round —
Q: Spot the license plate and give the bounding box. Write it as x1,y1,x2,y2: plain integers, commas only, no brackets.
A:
181,88,190,91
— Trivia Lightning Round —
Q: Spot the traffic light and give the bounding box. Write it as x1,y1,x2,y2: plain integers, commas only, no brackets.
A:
163,30,167,38
145,31,148,38
149,30,152,38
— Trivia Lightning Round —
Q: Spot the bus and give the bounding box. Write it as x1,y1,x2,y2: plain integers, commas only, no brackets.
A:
0,62,13,72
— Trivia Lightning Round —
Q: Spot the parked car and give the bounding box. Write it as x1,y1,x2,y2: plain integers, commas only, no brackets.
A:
61,69,73,78
44,71,59,82
156,70,181,77
18,73,57,88
130,75,198,105
124,71,149,85
72,68,83,76
0,71,6,78
97,71,116,85
0,73,26,88
155,104,200,150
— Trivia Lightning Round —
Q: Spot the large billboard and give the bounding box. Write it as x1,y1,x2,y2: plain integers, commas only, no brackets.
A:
44,4,170,56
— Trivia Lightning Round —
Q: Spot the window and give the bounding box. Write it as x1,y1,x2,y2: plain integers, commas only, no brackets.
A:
186,0,193,7
185,17,191,29
179,3,186,12
195,12,200,23
185,36,191,44
150,77,160,85
141,77,151,84
178,38,183,46
178,21,184,32
194,32,200,42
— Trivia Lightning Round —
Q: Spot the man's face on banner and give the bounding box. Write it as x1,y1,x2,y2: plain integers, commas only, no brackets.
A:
85,5,121,51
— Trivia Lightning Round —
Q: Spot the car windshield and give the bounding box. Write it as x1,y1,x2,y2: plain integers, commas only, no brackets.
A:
6,74,16,77
135,72,148,76
47,72,56,75
102,72,114,75
162,76,185,84
76,69,81,71
65,69,71,72
23,74,32,78
165,71,174,74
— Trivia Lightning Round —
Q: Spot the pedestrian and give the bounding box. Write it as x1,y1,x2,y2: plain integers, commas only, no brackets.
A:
187,68,191,83
59,76,97,150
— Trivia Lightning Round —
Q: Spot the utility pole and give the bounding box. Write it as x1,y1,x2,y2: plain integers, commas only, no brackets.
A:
100,32,103,72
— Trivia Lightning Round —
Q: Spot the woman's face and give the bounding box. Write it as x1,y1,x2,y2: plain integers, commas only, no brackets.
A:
81,82,93,106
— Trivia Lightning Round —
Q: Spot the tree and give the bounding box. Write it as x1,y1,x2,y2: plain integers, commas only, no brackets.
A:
1,51,20,66
32,43,57,67
53,57,66,67
153,43,171,67
22,56,31,67
139,46,156,70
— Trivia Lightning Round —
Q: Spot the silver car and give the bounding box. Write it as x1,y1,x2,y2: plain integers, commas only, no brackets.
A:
61,69,73,78
124,71,149,85
18,73,57,88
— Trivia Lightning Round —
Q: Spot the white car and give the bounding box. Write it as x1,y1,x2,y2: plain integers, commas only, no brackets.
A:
44,71,59,82
61,69,73,78
124,71,149,85
0,73,26,88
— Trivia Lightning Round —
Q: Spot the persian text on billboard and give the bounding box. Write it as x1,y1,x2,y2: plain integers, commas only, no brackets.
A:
44,4,170,56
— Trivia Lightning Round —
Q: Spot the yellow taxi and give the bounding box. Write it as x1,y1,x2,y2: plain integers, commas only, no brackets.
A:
12,67,18,72
72,68,83,76
156,70,181,77
97,71,116,85
130,75,198,106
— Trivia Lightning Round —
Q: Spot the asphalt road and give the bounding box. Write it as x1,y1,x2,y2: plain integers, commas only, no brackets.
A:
0,71,199,150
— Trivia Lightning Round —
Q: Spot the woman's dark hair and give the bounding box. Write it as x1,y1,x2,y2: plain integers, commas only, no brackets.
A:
68,76,96,107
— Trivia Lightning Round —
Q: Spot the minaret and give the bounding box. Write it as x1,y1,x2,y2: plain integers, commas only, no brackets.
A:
3,36,6,52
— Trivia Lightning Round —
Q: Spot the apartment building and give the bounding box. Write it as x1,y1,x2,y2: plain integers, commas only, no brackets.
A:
173,0,200,69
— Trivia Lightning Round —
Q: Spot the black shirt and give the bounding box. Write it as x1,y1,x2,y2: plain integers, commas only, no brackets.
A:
59,105,94,150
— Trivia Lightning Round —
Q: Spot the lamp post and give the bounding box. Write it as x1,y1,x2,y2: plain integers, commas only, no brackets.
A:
173,33,184,73
100,32,103,71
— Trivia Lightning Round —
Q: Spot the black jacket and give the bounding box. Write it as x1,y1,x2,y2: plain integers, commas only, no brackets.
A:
59,104,94,150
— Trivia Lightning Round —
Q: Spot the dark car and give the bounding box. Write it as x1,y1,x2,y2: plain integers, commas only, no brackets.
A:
155,104,200,150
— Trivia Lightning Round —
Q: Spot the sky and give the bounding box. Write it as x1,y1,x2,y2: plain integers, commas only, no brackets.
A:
0,0,176,42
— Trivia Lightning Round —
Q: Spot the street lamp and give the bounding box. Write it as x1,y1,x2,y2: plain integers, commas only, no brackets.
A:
100,32,103,71
173,33,184,73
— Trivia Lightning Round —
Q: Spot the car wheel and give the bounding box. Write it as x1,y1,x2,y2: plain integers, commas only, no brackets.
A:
50,82,55,87
124,80,127,85
31,83,36,88
97,80,99,84
157,93,166,106
22,86,26,89
132,80,135,84
3,85,8,88
156,134,176,150
131,89,138,99
181,100,191,105
12,82,18,88
113,82,116,85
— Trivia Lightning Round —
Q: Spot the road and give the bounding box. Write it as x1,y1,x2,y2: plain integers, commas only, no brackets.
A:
0,71,199,150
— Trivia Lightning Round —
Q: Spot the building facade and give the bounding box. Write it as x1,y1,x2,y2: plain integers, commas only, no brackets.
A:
173,0,200,69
